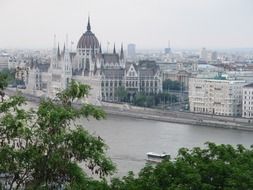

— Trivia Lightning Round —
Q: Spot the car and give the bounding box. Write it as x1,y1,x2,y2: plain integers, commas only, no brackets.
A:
8,84,17,88
17,85,26,89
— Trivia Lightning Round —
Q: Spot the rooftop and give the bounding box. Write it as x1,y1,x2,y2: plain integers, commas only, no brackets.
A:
244,83,253,88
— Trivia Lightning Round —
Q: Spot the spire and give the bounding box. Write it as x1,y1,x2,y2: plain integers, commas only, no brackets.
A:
113,43,116,54
87,16,91,31
99,43,102,54
53,34,56,50
57,43,61,59
63,43,65,55
65,34,69,50
120,43,124,60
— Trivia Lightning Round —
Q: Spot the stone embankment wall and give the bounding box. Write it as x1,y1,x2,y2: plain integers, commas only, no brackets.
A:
5,88,253,131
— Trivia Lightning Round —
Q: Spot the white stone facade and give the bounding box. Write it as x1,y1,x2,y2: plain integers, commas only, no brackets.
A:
189,77,245,116
242,84,253,118
25,18,162,105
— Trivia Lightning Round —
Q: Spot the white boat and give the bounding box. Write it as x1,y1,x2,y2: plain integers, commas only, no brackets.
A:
146,152,169,163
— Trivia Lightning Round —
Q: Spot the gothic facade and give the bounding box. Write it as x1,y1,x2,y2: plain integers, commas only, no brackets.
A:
26,17,162,103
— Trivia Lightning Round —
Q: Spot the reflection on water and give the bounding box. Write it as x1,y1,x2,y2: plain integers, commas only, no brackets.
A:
79,115,253,176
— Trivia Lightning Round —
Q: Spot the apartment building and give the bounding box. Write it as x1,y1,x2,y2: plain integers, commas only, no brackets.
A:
189,77,245,116
242,83,253,118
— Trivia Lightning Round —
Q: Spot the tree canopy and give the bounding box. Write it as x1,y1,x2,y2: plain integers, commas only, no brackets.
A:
0,80,115,189
108,142,253,190
163,79,184,92
1,72,253,189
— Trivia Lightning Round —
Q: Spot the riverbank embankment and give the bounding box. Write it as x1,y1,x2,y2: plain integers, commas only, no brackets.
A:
5,88,253,131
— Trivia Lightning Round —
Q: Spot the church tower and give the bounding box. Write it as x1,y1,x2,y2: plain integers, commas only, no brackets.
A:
48,35,72,97
119,43,125,68
61,35,72,89
76,17,100,76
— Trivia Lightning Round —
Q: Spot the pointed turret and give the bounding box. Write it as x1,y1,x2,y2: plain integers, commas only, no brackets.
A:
113,43,116,54
62,43,66,55
87,16,91,31
53,34,56,51
57,43,61,60
120,43,124,60
99,43,102,54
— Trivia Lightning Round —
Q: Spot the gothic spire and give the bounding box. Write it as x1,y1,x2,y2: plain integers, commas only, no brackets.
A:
99,43,102,54
57,43,61,59
63,43,66,55
113,43,116,54
87,16,91,31
120,43,124,60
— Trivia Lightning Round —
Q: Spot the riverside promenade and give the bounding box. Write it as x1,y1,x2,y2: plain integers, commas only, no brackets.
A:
101,102,253,131
5,88,253,131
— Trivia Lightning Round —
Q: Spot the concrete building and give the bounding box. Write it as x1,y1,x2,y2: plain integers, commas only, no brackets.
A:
189,77,245,116
164,40,171,54
199,48,218,63
242,83,253,118
163,70,194,91
200,48,208,61
127,44,136,59
0,55,9,70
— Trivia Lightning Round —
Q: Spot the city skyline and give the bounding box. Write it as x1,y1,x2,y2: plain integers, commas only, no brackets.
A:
0,0,253,50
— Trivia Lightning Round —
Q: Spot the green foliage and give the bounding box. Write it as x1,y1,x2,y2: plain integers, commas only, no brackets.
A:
163,79,184,91
115,87,128,102
0,68,16,85
0,79,115,189
132,92,178,108
133,93,147,107
0,70,9,102
109,142,253,190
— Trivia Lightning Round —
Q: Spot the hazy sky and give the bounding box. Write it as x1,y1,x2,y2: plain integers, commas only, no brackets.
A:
0,0,253,50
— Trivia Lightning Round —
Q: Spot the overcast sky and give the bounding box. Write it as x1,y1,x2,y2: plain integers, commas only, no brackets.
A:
0,0,253,50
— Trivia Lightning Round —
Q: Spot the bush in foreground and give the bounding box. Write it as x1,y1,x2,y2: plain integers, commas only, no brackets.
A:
109,142,253,190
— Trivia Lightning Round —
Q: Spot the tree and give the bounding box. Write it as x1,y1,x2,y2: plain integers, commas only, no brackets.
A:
133,93,147,107
115,87,128,102
0,71,8,102
0,79,115,189
0,69,16,86
109,142,253,190
163,79,184,92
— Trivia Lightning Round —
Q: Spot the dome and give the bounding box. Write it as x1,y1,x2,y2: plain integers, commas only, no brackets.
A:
77,18,99,49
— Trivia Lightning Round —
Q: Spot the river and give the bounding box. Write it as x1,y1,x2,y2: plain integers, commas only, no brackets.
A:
23,101,253,177
79,115,253,177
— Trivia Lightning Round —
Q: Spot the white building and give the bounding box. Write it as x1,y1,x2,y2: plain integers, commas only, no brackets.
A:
127,44,136,60
189,77,245,116
200,48,208,61
25,17,162,104
242,83,253,118
0,55,9,70
48,42,72,97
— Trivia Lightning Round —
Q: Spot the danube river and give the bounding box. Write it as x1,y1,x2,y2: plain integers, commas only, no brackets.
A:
80,115,253,177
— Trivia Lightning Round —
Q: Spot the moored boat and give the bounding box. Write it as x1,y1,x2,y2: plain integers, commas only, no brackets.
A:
146,152,169,163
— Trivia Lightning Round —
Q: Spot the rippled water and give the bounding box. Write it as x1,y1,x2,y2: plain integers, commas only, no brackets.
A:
79,115,253,176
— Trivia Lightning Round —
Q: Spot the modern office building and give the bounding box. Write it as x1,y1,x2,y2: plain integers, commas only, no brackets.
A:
127,44,136,59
